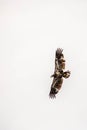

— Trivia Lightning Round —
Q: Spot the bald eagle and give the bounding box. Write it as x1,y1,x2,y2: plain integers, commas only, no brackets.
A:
49,48,70,98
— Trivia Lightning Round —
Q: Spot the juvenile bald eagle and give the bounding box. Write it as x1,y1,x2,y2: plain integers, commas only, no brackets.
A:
49,48,70,98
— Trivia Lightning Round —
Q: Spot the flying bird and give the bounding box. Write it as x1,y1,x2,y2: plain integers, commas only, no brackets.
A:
49,48,70,98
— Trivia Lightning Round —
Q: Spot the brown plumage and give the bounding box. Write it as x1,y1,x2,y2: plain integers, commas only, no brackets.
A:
49,48,70,98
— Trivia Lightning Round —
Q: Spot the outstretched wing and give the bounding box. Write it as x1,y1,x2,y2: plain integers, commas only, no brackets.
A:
51,48,64,78
55,48,65,70
49,48,65,98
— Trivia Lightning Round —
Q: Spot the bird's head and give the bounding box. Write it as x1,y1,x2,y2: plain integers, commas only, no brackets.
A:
63,71,71,78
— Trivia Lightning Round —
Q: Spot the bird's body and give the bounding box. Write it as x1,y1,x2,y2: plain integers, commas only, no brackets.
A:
49,48,70,98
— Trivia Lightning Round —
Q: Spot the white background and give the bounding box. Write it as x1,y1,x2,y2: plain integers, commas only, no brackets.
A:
0,0,87,130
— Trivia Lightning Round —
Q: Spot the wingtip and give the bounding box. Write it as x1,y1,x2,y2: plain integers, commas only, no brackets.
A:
56,48,63,55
